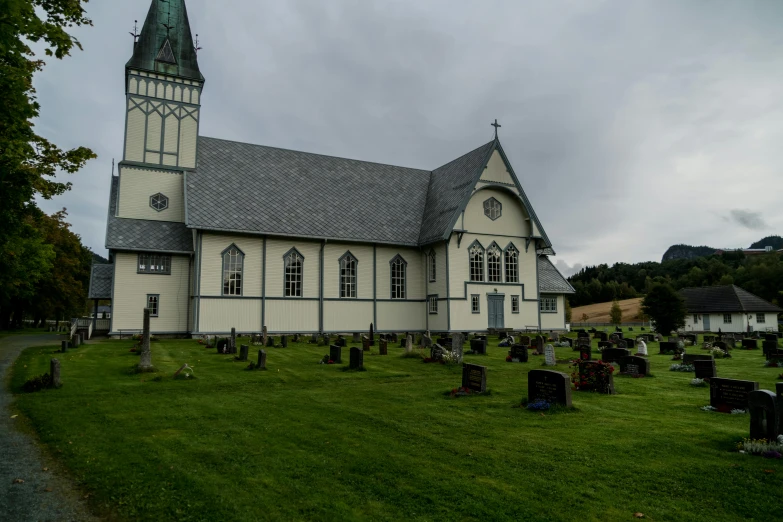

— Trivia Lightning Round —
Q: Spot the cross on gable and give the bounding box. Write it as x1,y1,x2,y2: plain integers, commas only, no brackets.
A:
491,119,501,138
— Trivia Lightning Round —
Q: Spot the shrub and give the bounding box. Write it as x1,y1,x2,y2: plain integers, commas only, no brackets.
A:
23,373,53,392
669,364,694,372
690,378,707,387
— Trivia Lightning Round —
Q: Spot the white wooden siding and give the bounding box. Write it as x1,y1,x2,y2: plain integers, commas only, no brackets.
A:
375,246,425,300
376,302,426,331
117,167,185,222
322,243,374,299
323,301,374,332
479,150,515,185
265,300,319,332
540,295,566,330
461,187,531,237
198,298,261,333
199,233,263,297
112,253,190,333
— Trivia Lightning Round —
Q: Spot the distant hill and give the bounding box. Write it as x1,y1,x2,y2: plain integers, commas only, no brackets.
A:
571,298,644,324
749,235,783,250
91,252,109,264
661,244,716,262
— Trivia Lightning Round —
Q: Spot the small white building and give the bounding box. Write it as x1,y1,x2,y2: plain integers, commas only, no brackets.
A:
680,285,781,333
91,0,575,336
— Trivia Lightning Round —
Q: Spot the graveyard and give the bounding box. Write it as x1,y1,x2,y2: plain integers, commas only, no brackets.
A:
8,330,783,521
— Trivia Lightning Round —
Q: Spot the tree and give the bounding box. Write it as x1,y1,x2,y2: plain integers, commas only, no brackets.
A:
641,283,687,335
564,298,572,323
581,313,589,324
610,299,622,326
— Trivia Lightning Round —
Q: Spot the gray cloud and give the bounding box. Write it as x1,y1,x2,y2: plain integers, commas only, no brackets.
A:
33,0,783,269
728,209,768,231
554,260,584,279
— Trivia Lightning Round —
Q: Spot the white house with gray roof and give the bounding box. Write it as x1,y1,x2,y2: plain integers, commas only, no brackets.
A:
94,0,574,337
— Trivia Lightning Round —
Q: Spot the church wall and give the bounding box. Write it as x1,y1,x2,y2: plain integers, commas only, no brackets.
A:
375,246,425,300
265,238,322,298
376,302,426,332
199,233,263,297
198,299,261,333
540,294,566,330
265,300,320,333
117,167,185,222
424,242,448,299
111,252,190,333
448,285,538,332
322,243,374,299
479,150,516,185
323,301,374,332
460,187,531,237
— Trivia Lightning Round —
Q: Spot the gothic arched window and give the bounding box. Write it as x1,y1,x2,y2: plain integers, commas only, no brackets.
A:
487,243,502,283
390,255,407,299
222,245,244,296
469,241,484,282
284,249,304,297
339,252,357,298
505,244,519,283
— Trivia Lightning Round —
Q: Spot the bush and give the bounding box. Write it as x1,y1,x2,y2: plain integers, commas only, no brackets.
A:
23,373,53,392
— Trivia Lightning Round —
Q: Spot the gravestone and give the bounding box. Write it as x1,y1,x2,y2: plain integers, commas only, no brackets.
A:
636,340,648,356
508,344,528,362
610,334,620,343
391,333,399,343
50,358,61,388
369,323,375,346
534,336,545,355
353,332,361,343
694,359,717,380
335,336,346,348
576,361,615,394
597,341,612,350
763,341,778,357
528,370,572,407
520,335,531,347
668,336,678,343
138,308,153,371
619,356,650,376
624,338,635,350
452,333,464,363
349,347,364,369
230,328,237,354
748,390,779,441
703,335,715,343
563,337,574,348
710,378,759,412
714,341,729,352
659,341,678,354
406,334,413,354
551,332,560,342
293,333,300,343
379,339,388,356
266,336,275,348
765,333,778,342
431,344,445,361
601,348,630,364
461,363,487,393
311,333,318,343
470,338,487,354
281,335,288,348
362,335,370,351
683,354,714,365
578,345,591,361
422,334,433,348
544,344,556,366
684,334,697,345
257,350,267,370
217,339,228,354
262,326,268,347
742,339,758,350
60,340,68,353
597,332,608,342
238,344,249,361
330,345,342,364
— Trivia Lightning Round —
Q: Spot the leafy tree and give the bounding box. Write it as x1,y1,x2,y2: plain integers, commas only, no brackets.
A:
581,313,588,324
564,298,572,323
641,283,687,335
610,299,622,326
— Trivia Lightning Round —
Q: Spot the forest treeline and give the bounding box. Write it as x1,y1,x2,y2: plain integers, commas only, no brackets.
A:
567,251,783,309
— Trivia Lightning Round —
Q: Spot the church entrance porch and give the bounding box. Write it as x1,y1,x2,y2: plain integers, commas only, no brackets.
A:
487,294,505,329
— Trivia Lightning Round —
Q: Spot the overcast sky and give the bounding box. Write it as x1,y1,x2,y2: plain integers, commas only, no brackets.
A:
35,0,783,276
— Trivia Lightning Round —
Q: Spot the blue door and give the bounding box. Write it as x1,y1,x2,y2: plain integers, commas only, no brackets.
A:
488,295,505,329
703,315,711,331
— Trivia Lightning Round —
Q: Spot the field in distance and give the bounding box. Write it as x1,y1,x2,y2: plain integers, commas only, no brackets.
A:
571,297,643,323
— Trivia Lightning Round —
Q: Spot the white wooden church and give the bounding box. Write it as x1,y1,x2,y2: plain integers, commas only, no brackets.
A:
89,0,574,337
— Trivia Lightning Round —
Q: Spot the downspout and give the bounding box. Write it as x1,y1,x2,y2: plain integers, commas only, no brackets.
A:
425,250,429,332
373,244,377,329
445,238,451,333
186,255,192,335
536,252,541,332
261,236,267,331
320,239,326,333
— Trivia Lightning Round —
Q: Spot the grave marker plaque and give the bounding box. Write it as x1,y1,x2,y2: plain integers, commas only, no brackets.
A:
601,348,630,364
578,345,591,361
508,344,528,362
349,347,364,369
379,339,388,356
619,356,650,376
748,390,779,441
694,359,717,379
461,363,487,393
710,378,759,412
528,370,572,407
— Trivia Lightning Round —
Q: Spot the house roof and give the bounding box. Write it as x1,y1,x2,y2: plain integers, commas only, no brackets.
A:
538,256,575,294
126,0,203,81
680,285,782,314
106,177,193,254
88,264,114,299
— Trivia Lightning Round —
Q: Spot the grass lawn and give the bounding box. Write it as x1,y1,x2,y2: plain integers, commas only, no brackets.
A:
9,334,783,521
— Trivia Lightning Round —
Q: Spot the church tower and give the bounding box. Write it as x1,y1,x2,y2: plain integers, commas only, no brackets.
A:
123,0,203,169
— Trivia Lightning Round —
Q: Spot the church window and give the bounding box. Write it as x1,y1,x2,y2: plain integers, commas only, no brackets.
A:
222,245,244,296
137,253,171,274
505,244,519,283
487,244,502,283
429,295,438,314
757,314,766,324
156,39,176,64
150,193,169,212
469,242,484,282
284,249,304,297
483,197,502,221
471,295,480,313
512,295,520,313
540,297,557,313
339,252,357,298
428,250,436,283
147,294,159,317
390,255,407,299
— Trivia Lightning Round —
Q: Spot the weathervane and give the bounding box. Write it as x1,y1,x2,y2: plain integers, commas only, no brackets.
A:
129,20,139,43
194,34,203,55
491,119,501,139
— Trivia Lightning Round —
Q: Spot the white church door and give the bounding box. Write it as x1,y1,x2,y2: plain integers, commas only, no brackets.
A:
487,295,505,329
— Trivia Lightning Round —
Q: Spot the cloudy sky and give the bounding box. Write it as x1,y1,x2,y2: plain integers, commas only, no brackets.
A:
35,0,783,276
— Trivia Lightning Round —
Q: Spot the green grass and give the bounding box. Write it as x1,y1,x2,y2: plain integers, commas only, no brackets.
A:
8,335,783,521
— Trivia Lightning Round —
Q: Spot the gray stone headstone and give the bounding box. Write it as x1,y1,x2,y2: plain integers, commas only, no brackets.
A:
230,327,237,354
362,335,370,351
405,334,413,354
636,340,647,356
535,335,545,354
50,358,61,388
422,334,433,348
353,332,361,343
452,333,464,362
72,335,80,348
239,344,249,362
379,339,388,355
619,355,650,376
311,333,318,343
694,359,717,379
544,344,556,366
710,378,759,412
138,308,153,370
257,350,267,370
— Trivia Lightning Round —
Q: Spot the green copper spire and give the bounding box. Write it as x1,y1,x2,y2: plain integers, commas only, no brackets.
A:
126,0,203,81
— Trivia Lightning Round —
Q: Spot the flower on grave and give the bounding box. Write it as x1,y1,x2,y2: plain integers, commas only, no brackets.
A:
505,355,513,362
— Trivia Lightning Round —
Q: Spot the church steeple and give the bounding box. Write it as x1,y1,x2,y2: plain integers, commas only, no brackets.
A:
126,0,203,81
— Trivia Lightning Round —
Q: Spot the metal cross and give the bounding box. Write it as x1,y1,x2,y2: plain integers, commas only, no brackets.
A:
491,119,501,139
194,34,203,55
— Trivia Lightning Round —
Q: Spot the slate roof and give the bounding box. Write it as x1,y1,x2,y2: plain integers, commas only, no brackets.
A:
88,264,114,299
538,256,575,294
187,137,433,245
106,177,193,253
680,285,782,313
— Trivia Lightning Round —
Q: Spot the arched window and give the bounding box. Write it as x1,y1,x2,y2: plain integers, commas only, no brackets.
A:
428,250,436,283
339,252,357,298
390,255,407,299
284,249,304,297
505,244,519,283
487,243,502,282
469,241,484,282
222,245,244,296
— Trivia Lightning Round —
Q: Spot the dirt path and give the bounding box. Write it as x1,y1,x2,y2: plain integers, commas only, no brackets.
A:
0,334,100,521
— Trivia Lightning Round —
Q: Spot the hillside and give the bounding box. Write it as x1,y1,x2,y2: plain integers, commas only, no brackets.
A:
661,244,716,262
750,235,783,250
571,298,643,324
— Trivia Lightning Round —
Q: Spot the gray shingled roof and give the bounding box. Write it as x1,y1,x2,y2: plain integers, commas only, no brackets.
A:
538,256,575,294
680,285,782,313
106,177,193,253
88,264,114,299
418,141,495,244
187,137,432,245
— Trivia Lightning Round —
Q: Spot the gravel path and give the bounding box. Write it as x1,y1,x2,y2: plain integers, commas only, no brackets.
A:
0,334,100,522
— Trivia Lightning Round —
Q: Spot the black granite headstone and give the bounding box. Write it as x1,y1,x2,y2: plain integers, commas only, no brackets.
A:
742,339,758,350
749,390,779,441
470,338,487,354
578,345,591,361
601,348,630,364
508,344,528,362
329,345,342,364
619,355,650,376
349,347,364,369
694,359,717,379
379,339,388,355
710,377,759,412
528,369,572,407
461,363,487,392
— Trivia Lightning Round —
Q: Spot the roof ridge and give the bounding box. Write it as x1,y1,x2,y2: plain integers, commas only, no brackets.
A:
432,139,496,172
198,136,432,175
